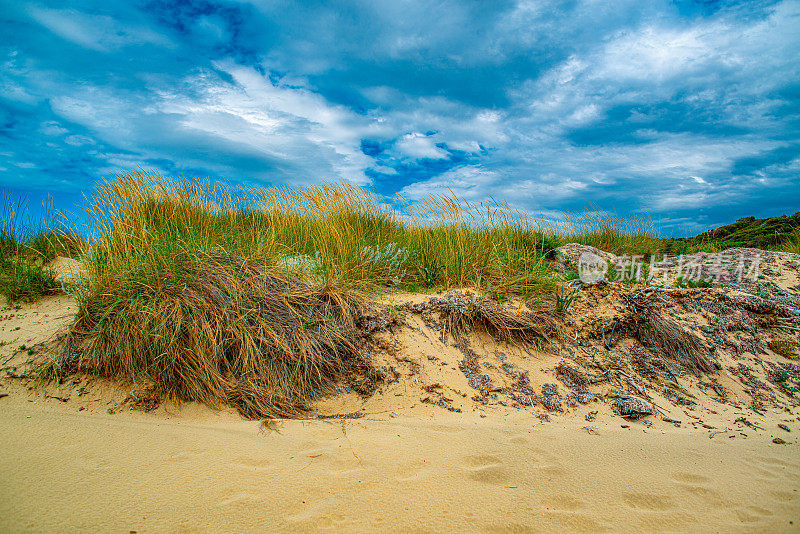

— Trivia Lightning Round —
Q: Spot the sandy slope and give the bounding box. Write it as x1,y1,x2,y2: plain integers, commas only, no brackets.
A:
0,295,798,532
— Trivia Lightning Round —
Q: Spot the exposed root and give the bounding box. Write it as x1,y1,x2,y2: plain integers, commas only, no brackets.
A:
408,290,560,346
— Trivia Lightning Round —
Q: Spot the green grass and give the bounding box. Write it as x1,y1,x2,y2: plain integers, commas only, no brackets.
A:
24,170,800,417
666,213,800,253
783,228,800,254
0,193,85,304
673,275,713,289
551,210,664,257
78,172,561,299
0,256,58,303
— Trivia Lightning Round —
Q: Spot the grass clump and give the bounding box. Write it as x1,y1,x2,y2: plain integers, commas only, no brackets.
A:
0,193,85,303
769,341,799,359
44,171,568,415
0,255,58,303
53,250,377,418
426,290,559,346
783,228,800,254
673,276,713,289
552,210,664,257
555,285,578,315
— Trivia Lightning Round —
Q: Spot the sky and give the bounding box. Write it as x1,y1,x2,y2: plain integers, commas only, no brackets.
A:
1,0,799,236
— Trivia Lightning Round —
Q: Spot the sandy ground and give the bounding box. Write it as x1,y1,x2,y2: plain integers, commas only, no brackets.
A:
1,392,799,533
0,295,798,532
4,246,800,533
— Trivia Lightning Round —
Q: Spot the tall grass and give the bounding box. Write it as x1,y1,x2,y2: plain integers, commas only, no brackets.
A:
0,193,84,303
80,171,560,297
44,171,674,416
547,209,665,257
783,228,800,254
53,171,573,415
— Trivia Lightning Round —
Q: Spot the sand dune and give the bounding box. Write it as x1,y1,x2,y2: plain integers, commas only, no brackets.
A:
1,251,800,532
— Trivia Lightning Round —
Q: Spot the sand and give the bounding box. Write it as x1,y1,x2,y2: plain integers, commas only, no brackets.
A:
0,390,798,532
1,278,800,532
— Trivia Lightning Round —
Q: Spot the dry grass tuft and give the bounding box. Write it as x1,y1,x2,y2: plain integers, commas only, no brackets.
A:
52,250,377,417
421,290,560,346
624,289,715,374
635,310,715,374
783,228,800,254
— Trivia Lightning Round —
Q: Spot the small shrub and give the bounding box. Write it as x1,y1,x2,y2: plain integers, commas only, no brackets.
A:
673,276,713,289
417,254,441,288
769,341,799,359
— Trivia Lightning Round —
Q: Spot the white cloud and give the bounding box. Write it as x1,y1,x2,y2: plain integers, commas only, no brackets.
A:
27,7,172,52
394,133,449,160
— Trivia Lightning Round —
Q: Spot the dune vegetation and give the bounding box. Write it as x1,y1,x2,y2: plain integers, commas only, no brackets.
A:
7,170,798,416
69,171,669,296
20,171,657,416
0,194,84,303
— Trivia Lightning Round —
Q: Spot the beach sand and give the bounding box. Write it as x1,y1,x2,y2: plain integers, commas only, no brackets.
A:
1,286,799,532
0,390,798,532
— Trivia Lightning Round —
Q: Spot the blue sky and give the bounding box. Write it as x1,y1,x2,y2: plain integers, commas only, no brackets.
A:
1,0,799,235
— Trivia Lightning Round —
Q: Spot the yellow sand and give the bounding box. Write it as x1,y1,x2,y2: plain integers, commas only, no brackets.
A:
1,392,798,532
1,293,799,532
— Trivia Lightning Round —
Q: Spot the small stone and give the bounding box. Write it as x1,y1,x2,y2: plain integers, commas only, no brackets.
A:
615,397,656,418
778,424,791,432
773,437,787,444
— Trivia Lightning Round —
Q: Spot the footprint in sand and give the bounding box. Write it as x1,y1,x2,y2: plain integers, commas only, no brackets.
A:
670,472,710,485
396,459,431,482
218,492,266,507
769,489,798,503
229,456,274,472
622,492,675,512
674,483,727,506
464,454,510,484
286,498,346,527
733,507,770,524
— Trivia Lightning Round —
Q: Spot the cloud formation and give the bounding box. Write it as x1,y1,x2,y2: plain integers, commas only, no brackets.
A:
1,0,798,234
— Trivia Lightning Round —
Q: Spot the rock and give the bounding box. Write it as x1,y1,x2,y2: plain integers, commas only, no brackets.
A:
778,424,791,432
773,437,787,444
555,243,617,268
614,397,656,419
554,244,619,283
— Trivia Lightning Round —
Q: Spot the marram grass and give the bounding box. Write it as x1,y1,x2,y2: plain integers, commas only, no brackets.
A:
35,171,673,416
79,171,564,296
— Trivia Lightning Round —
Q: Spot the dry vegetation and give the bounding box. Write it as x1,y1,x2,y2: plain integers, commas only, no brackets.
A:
50,250,377,417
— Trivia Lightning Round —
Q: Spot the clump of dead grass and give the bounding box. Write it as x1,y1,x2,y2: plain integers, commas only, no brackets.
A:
420,290,560,345
50,250,377,417
624,289,716,374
